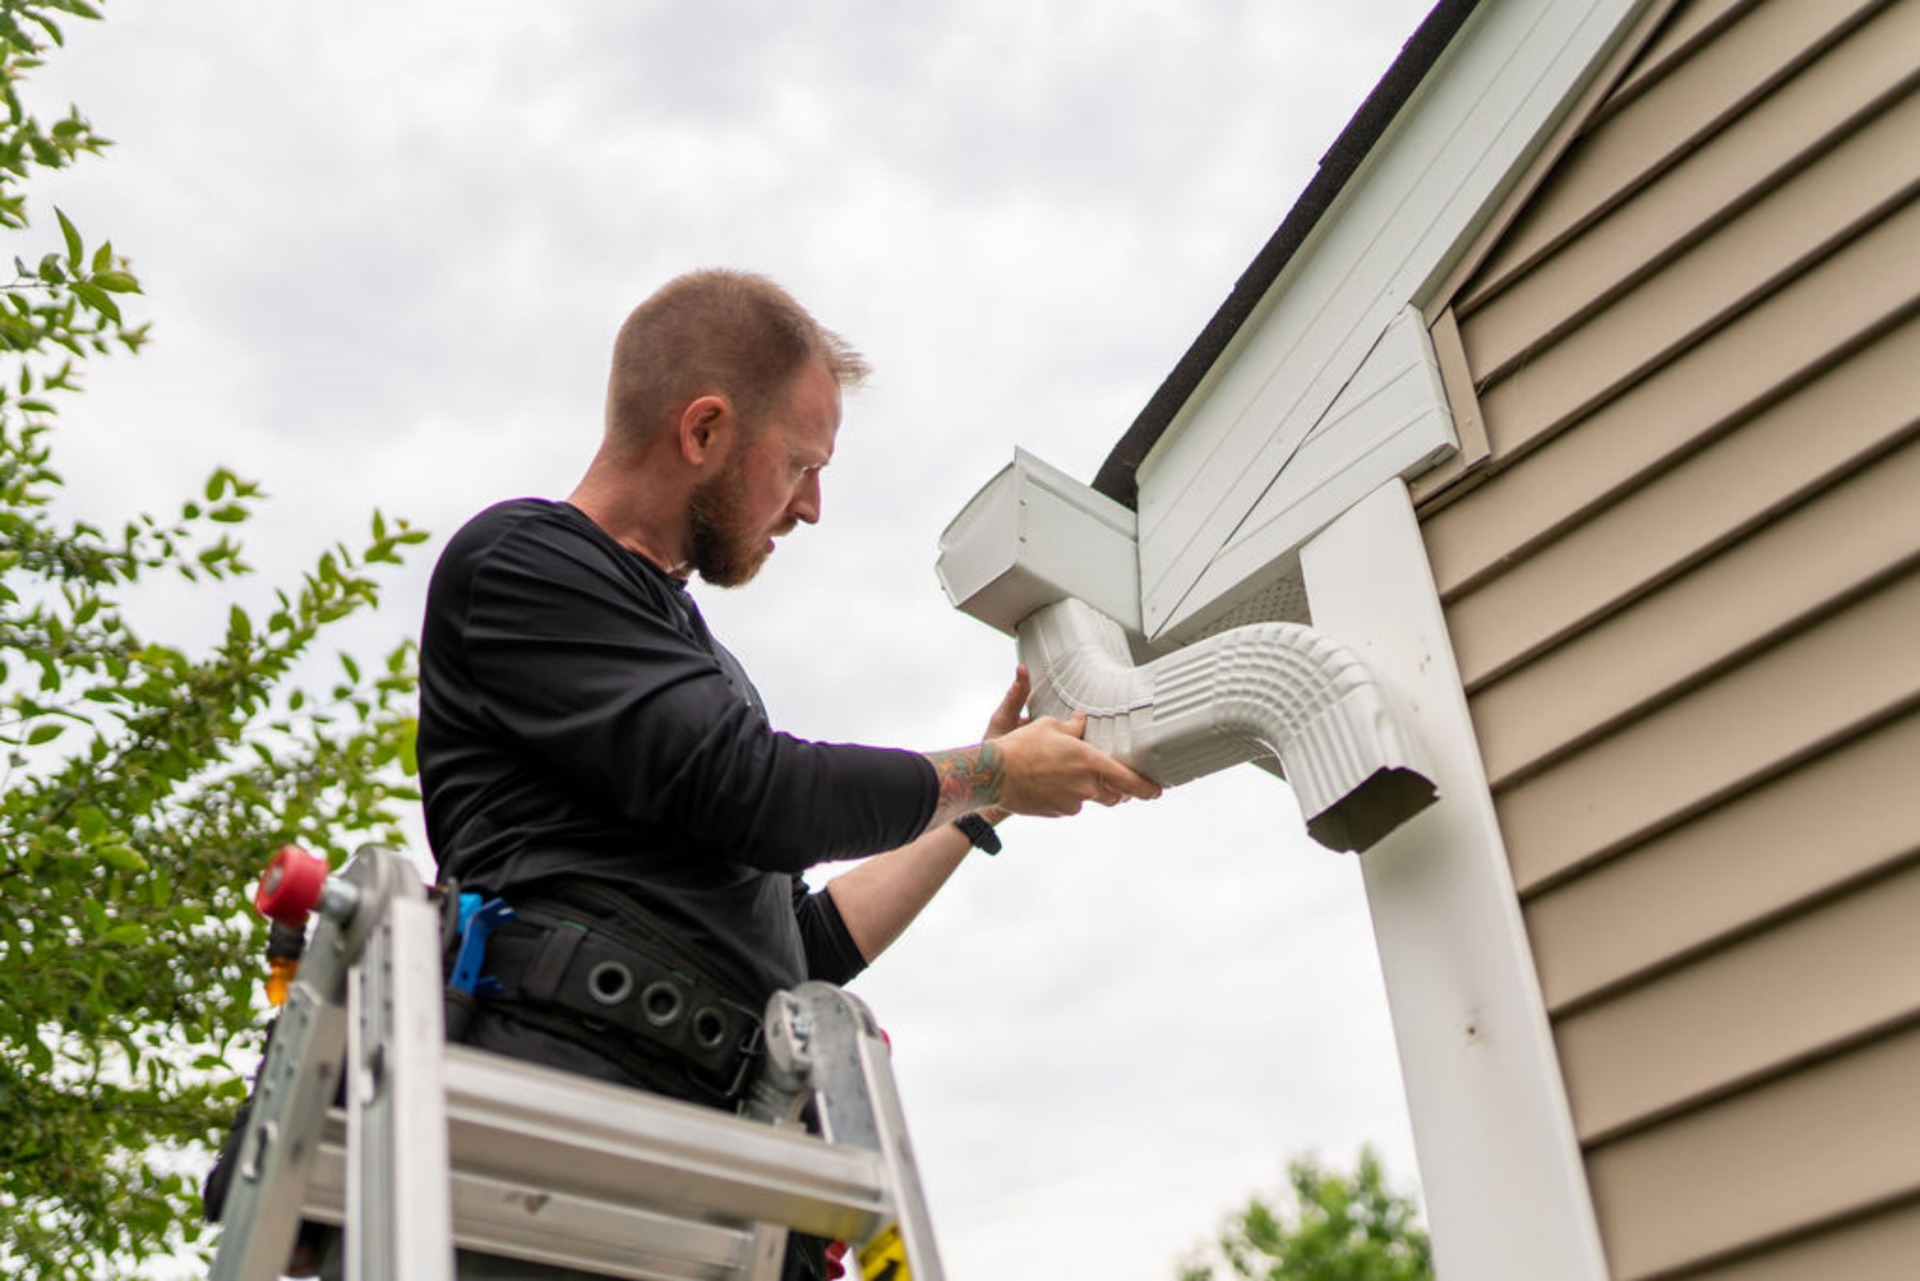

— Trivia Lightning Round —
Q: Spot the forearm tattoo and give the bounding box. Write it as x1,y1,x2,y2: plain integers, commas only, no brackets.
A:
928,741,1005,813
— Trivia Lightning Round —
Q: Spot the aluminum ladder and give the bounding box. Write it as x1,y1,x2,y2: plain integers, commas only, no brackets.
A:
209,845,945,1281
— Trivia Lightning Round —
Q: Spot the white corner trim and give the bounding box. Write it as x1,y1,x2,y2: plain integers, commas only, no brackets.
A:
1016,597,1436,851
1299,481,1608,1281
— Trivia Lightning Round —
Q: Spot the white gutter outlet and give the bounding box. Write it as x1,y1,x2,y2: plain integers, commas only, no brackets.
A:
938,452,1436,852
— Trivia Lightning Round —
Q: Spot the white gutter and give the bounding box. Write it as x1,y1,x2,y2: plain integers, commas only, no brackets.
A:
938,451,1436,853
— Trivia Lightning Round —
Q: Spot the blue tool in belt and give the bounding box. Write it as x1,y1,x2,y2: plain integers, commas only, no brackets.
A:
448,893,516,998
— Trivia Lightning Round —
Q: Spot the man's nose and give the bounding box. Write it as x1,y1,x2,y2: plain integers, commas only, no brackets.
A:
791,472,821,525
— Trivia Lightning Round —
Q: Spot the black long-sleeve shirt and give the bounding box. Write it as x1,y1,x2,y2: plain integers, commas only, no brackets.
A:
417,499,939,1000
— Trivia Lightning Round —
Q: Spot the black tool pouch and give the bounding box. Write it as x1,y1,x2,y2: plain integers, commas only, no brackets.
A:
477,881,766,1108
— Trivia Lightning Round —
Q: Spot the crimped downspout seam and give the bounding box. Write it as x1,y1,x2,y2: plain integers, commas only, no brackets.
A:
1017,598,1436,851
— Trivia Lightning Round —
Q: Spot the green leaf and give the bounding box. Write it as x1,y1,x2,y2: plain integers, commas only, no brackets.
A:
26,721,63,745
91,268,139,293
70,279,120,322
55,205,82,267
98,844,149,873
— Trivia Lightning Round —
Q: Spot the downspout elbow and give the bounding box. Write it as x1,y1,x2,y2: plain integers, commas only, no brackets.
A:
1017,598,1437,852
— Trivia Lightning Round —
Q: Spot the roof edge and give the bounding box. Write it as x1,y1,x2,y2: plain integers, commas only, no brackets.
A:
1092,0,1484,507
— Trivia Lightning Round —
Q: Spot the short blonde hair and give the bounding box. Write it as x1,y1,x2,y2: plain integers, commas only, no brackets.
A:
604,270,869,454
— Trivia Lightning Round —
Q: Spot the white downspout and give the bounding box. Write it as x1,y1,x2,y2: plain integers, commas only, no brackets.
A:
1018,598,1434,851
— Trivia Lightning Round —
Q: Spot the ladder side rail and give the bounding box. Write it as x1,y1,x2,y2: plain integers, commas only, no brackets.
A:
849,1024,944,1281
345,864,454,1281
206,952,351,1281
209,847,389,1281
766,984,948,1281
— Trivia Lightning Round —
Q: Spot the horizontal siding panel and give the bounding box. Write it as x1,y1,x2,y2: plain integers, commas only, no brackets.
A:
1427,237,1920,602
1473,431,1920,785
1464,0,1887,304
1555,863,1920,1142
1495,566,1920,888
1608,0,1757,106
1475,181,1919,472
1525,710,1920,1009
1447,316,1920,689
1657,1199,1920,1281
1466,170,1919,468
1466,40,1920,382
1585,1024,1920,1280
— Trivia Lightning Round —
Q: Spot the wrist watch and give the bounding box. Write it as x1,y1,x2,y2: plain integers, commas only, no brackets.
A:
953,813,1001,855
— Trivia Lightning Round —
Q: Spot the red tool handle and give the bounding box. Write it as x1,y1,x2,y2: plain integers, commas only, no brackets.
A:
255,845,329,925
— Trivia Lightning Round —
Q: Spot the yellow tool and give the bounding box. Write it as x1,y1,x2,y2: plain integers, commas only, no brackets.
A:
857,1223,910,1280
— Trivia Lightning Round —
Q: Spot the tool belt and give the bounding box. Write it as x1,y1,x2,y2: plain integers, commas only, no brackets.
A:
450,880,766,1109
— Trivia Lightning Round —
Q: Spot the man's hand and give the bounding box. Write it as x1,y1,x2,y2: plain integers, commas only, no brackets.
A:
972,667,1030,825
992,710,1161,817
984,666,1032,740
924,670,1161,824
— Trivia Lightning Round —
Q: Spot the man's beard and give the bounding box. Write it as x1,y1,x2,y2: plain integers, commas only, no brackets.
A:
686,460,770,588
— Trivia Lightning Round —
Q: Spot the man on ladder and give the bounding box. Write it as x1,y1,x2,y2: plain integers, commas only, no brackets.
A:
406,269,1160,1279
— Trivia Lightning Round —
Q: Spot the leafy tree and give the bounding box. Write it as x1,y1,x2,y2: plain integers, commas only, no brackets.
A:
0,2,427,1274
1179,1147,1433,1281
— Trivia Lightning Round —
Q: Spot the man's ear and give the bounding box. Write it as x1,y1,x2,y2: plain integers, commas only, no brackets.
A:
677,393,734,467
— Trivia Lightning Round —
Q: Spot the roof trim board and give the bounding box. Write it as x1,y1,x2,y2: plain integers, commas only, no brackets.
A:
1121,0,1665,642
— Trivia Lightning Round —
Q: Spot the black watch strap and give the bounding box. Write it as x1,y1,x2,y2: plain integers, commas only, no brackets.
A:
954,813,1001,855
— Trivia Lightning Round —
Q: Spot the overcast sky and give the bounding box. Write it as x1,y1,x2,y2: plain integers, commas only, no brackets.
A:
31,3,1438,1276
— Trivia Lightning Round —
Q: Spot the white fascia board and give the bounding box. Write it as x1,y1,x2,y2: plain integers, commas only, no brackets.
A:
1136,0,1657,643
1300,481,1609,1281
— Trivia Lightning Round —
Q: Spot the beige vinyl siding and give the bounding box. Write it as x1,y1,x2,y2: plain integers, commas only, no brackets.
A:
1583,1025,1920,1278
1642,1201,1920,1281
1417,1,1920,1277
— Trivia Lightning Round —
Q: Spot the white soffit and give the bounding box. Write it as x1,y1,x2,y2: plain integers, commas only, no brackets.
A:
1135,0,1656,643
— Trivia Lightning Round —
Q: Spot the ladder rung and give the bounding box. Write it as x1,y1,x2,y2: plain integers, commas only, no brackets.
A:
305,1146,756,1281
302,1045,890,1274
